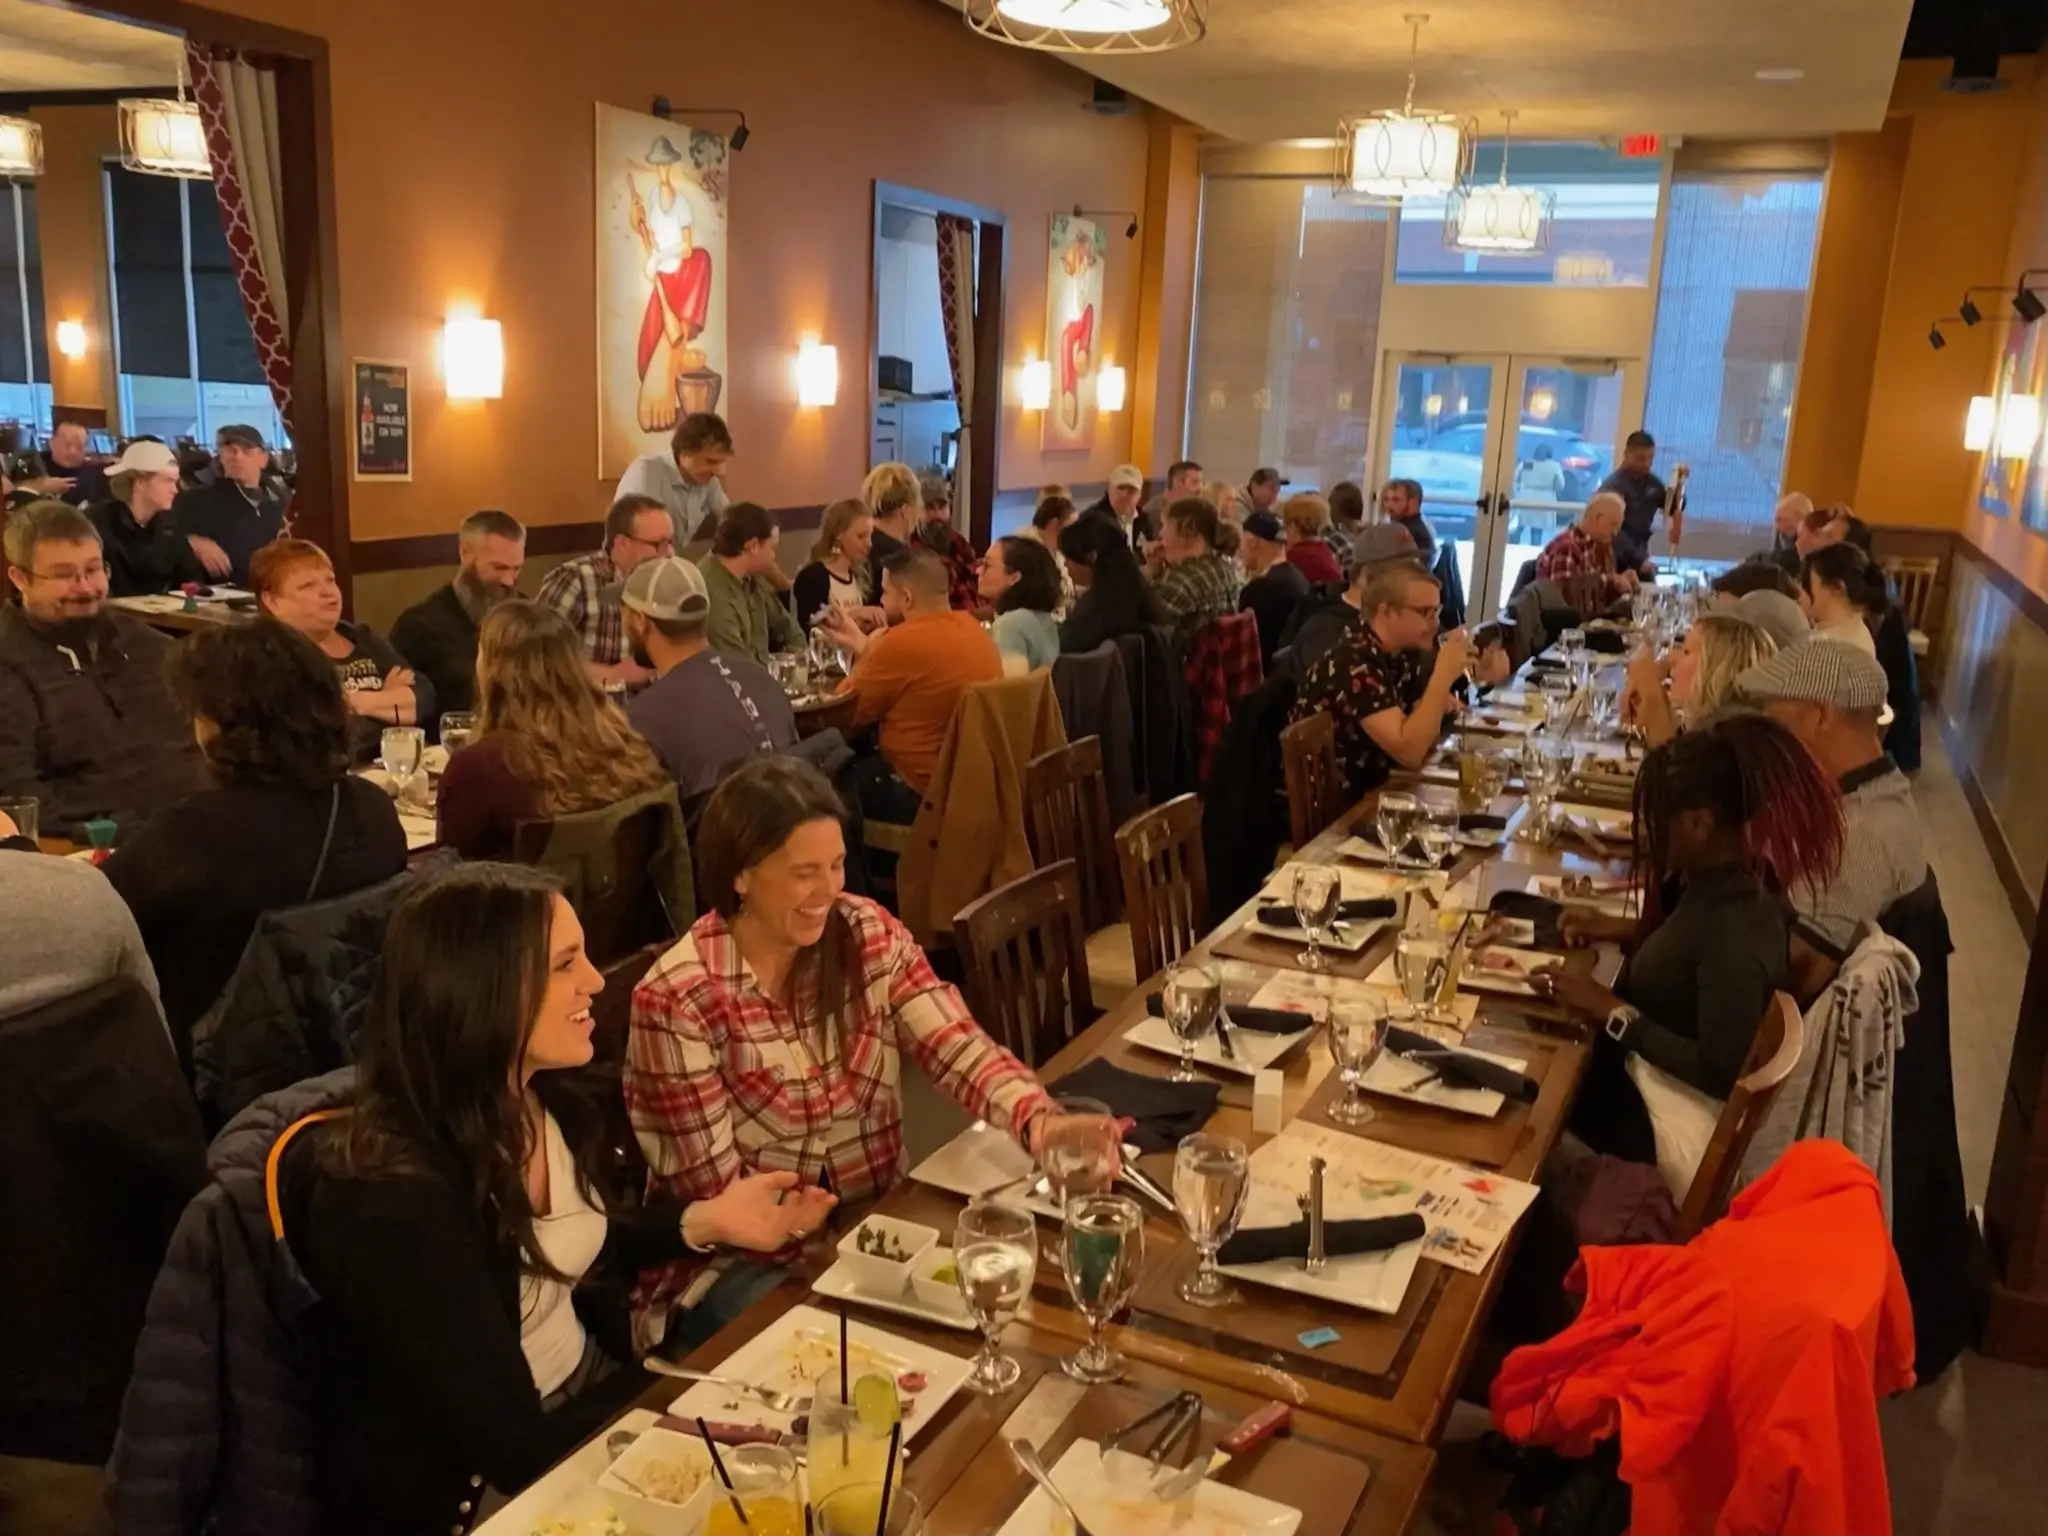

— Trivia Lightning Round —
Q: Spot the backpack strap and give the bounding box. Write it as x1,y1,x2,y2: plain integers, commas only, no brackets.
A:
265,1108,350,1240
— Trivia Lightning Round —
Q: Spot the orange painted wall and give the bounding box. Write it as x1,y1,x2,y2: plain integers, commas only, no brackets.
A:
1785,61,2040,534
172,0,1182,542
26,105,120,415
1964,68,2048,601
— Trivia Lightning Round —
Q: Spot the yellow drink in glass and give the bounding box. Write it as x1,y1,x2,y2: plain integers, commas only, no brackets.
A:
806,1372,898,1508
703,1445,802,1536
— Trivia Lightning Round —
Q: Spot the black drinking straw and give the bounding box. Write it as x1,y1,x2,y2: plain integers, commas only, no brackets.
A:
695,1416,750,1529
837,1301,851,1465
874,1419,903,1536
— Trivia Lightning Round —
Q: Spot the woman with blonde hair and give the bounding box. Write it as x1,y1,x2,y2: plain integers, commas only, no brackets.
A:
791,497,884,632
1205,479,1243,520
860,462,920,593
1623,612,1776,749
1280,491,1344,586
436,600,671,858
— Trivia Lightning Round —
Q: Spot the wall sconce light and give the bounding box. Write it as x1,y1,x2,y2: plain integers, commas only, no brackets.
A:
1965,395,1997,451
0,115,44,177
1019,358,1052,410
795,339,838,407
1999,394,2041,459
2017,287,2047,325
55,320,88,359
443,316,504,400
1097,365,1127,412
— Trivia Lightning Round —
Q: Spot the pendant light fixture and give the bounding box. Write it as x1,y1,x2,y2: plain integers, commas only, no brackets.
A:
119,53,210,180
1337,14,1471,202
0,116,44,178
964,0,1206,55
1447,109,1554,254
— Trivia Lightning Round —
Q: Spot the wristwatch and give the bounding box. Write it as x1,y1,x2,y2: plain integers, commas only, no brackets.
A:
1604,1003,1644,1046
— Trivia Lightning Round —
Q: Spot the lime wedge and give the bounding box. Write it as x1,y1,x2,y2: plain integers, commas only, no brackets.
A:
852,1371,900,1434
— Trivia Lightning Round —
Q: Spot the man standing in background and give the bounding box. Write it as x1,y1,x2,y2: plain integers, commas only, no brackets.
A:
1598,429,1677,576
617,410,732,546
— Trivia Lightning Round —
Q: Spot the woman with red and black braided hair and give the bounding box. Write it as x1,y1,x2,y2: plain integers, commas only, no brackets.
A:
1536,713,1845,1176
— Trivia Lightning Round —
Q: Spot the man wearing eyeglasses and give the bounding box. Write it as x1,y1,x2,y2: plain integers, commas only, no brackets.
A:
0,500,203,837
534,494,676,689
1294,558,1508,801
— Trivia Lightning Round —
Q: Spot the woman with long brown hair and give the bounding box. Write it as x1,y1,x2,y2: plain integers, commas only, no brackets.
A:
435,600,671,858
625,757,1116,1346
791,496,884,632
276,864,829,1533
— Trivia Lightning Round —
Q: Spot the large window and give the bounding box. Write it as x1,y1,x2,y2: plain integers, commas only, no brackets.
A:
104,164,286,447
0,183,53,434
1187,180,1391,489
1642,167,1823,553
1395,141,1663,288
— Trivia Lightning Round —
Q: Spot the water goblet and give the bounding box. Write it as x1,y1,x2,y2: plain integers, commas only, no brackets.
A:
1172,1133,1249,1308
954,1200,1038,1394
1327,998,1390,1125
1290,863,1342,971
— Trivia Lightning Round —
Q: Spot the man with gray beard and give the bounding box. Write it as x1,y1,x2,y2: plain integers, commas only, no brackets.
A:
390,509,526,725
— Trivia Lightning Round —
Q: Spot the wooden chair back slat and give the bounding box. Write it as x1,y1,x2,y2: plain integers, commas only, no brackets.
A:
1113,793,1208,982
1280,710,1345,850
1676,991,1805,1240
1024,736,1121,930
953,860,1095,1068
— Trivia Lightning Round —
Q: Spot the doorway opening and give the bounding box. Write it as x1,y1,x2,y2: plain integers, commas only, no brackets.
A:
1377,353,1633,620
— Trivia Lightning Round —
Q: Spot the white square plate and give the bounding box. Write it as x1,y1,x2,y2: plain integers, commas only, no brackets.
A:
909,1123,1061,1220
1524,874,1634,916
1211,1166,1424,1315
473,1407,659,1534
1122,1013,1312,1078
1553,801,1633,836
1336,836,1457,873
1362,1042,1529,1118
810,1258,976,1333
1366,945,1552,998
1242,910,1384,954
995,1438,1302,1536
665,1304,971,1441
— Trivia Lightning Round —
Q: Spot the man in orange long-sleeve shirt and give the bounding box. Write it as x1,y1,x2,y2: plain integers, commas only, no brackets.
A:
822,548,999,793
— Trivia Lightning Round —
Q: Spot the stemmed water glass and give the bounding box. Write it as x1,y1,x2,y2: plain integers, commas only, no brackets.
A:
1327,998,1390,1126
1039,1096,1117,1205
1060,1193,1146,1383
1416,800,1460,869
1172,1133,1250,1308
1161,962,1222,1081
1393,924,1450,1024
1290,863,1342,970
953,1200,1038,1395
1518,733,1568,843
1374,791,1422,873
380,726,426,807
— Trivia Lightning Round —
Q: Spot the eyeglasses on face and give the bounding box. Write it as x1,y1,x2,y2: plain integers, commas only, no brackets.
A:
30,561,108,586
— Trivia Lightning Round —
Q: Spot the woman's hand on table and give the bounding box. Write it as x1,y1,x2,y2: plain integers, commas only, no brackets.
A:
687,1170,838,1252
1531,964,1624,1020
1557,908,1635,949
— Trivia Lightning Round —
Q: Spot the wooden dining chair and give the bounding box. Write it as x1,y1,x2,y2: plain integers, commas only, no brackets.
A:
1880,554,1941,656
1674,992,1805,1240
952,860,1095,1069
1113,793,1209,982
1024,736,1120,931
1279,711,1346,851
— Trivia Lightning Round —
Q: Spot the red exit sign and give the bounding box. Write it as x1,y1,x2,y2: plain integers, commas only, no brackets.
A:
1618,134,1663,158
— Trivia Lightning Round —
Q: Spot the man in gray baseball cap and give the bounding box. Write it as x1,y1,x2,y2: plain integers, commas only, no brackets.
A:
1277,519,1430,675
1738,640,1928,993
616,555,797,798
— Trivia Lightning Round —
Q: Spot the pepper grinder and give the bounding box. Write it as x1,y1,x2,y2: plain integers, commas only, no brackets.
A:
1306,1155,1328,1274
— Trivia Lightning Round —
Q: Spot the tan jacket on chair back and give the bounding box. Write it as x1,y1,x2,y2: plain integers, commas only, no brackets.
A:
897,672,1069,945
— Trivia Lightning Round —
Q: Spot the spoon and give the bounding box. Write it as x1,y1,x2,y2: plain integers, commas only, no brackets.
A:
1007,1437,1093,1536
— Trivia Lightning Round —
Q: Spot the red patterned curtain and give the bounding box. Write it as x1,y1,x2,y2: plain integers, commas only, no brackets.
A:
934,213,976,535
186,41,293,436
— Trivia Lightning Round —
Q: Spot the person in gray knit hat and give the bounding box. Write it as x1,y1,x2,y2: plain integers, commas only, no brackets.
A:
1739,640,1927,993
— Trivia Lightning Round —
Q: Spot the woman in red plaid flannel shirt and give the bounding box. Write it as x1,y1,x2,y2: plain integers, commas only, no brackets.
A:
625,757,1116,1347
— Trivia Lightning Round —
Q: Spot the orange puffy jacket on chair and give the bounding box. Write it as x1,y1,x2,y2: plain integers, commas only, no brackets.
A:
896,672,1069,946
1492,1139,1916,1536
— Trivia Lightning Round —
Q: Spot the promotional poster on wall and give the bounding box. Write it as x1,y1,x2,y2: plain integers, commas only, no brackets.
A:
1042,213,1105,454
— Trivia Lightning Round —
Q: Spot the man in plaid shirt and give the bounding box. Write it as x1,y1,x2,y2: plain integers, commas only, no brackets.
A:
533,494,675,688
1534,492,1638,620
1150,496,1243,650
626,880,1090,1333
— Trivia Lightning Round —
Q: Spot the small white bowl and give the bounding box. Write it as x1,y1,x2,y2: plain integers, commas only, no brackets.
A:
909,1245,972,1319
835,1215,938,1296
595,1427,715,1536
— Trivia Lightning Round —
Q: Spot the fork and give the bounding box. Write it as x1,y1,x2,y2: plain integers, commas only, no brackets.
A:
638,1359,806,1414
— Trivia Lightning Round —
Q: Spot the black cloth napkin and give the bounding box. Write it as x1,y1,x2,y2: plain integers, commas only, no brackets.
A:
1527,656,1568,672
1216,1213,1426,1266
1383,1023,1540,1103
1345,821,1458,869
1145,994,1312,1036
1252,897,1399,931
1487,890,1566,949
1046,1060,1219,1154
1459,813,1508,832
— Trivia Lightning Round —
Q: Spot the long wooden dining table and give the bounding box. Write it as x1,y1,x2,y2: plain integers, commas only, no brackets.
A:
501,695,1640,1536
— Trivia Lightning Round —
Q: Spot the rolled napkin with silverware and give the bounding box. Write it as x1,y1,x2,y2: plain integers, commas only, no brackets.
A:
1345,823,1460,868
1383,1023,1540,1102
1459,812,1509,832
1216,1212,1426,1266
1252,896,1399,931
1145,994,1312,1036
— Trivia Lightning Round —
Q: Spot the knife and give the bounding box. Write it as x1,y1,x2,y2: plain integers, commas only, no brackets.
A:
1117,1145,1176,1214
1212,1010,1236,1061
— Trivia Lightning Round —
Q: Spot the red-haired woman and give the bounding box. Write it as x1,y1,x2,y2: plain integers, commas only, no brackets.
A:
1537,714,1844,1184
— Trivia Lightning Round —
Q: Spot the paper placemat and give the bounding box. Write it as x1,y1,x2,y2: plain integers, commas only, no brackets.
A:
1211,918,1393,981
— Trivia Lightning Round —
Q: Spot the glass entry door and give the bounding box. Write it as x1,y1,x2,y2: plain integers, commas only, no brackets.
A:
1378,354,1632,621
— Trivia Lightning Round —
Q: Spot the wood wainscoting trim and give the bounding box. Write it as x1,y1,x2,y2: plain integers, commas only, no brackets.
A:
1950,532,2048,635
348,503,829,573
